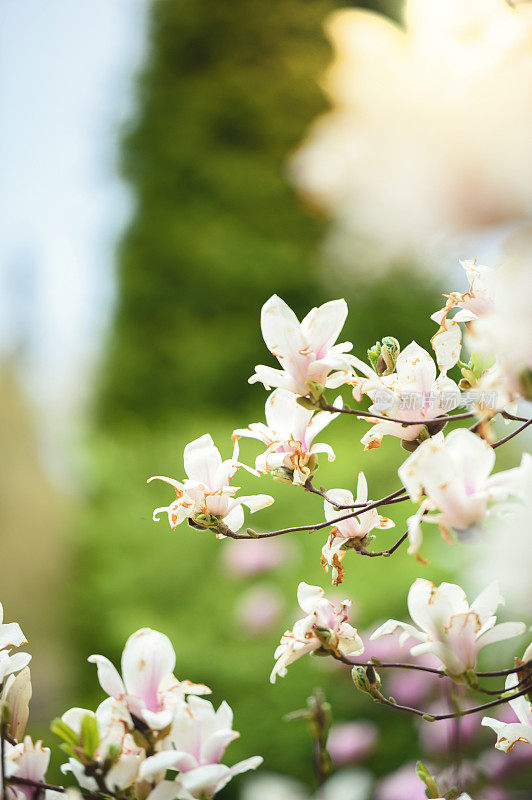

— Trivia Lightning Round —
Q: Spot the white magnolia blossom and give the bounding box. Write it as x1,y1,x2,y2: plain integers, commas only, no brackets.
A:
61,702,143,793
0,603,31,685
270,582,363,683
399,428,528,554
482,668,532,753
88,627,211,730
471,235,532,402
4,736,57,800
355,342,461,449
431,259,496,373
233,389,341,485
290,0,532,271
371,578,525,678
249,295,354,396
141,696,262,800
321,473,394,584
149,433,274,533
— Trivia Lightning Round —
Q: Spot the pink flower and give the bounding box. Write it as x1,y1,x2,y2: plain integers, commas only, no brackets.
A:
327,722,378,765
249,295,354,396
375,763,429,800
270,582,363,683
221,538,295,577
88,627,211,730
140,697,262,800
235,586,283,634
149,434,274,533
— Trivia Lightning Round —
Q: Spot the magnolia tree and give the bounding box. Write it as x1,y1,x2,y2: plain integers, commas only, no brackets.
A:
1,261,531,800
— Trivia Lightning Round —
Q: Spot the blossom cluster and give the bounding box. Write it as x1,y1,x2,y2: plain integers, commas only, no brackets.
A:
0,621,261,800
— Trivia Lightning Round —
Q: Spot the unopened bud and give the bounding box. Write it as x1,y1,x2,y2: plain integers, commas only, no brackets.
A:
351,665,381,697
314,626,338,652
271,467,295,485
297,396,318,411
305,380,325,403
416,761,440,798
368,337,400,376
192,513,218,528
4,667,32,740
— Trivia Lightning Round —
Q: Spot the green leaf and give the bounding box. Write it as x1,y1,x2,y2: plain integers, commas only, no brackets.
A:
81,713,100,760
51,717,79,747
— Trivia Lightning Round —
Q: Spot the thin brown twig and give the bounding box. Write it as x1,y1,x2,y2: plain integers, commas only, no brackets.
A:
492,418,532,449
320,401,474,426
358,531,409,558
8,776,126,800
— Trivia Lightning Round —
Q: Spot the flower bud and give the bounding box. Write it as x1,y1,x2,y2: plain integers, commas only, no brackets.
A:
4,667,32,740
368,337,400,376
351,665,381,698
314,626,339,652
305,380,325,403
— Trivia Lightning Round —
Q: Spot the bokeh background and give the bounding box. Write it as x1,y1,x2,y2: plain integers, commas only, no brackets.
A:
1,0,531,797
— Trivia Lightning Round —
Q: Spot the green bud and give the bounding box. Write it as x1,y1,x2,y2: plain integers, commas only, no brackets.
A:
314,627,339,652
351,665,381,698
305,380,325,403
192,513,218,528
416,761,440,799
246,528,259,538
368,337,400,376
271,467,295,485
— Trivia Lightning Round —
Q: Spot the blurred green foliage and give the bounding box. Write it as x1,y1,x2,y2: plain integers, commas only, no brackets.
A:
70,0,483,796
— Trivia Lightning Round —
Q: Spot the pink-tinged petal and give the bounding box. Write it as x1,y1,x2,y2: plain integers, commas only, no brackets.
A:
506,673,532,726
259,294,309,376
200,729,240,765
309,442,336,461
88,655,126,699
297,582,324,614
121,628,175,710
395,341,436,395
184,435,222,488
232,423,272,445
300,299,348,358
0,624,27,649
370,619,426,646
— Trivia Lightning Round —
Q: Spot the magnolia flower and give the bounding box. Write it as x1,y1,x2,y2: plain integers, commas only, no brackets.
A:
270,582,363,683
399,428,527,555
371,578,525,678
482,642,532,753
61,702,144,793
234,389,341,485
4,737,54,800
149,434,274,533
482,671,532,753
357,342,460,449
431,259,496,373
290,1,532,273
321,473,394,584
0,603,31,684
249,295,354,396
141,697,262,800
88,627,211,730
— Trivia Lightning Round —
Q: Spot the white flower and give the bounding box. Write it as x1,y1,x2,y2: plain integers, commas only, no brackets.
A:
88,627,211,730
4,736,54,800
290,1,532,272
270,582,363,683
431,259,496,373
233,389,341,485
321,473,394,585
60,701,144,792
2,667,32,741
140,696,262,800
0,603,31,685
359,342,460,450
249,295,354,396
482,670,532,752
371,578,525,678
399,428,527,555
149,433,274,533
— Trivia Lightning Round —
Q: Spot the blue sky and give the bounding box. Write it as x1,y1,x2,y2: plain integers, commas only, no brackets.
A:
0,0,147,472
